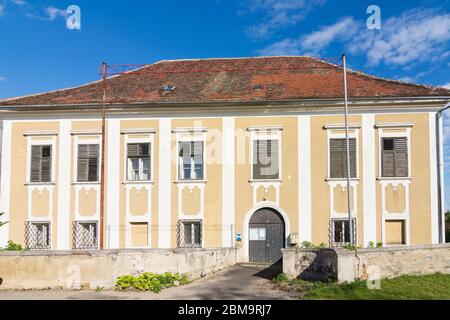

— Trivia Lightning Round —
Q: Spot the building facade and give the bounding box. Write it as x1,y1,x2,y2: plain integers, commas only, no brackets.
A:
0,57,449,263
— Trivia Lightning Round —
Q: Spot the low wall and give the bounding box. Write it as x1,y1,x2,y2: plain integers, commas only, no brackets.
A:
0,247,237,290
281,248,337,281
283,244,450,283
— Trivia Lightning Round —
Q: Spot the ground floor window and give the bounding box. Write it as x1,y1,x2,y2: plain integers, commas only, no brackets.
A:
25,221,51,250
177,220,202,248
329,218,357,246
73,221,98,249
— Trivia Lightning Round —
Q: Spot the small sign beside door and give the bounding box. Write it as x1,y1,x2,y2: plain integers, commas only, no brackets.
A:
249,228,266,241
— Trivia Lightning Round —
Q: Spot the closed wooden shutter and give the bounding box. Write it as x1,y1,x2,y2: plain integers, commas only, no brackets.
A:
330,139,356,178
30,145,52,182
77,144,99,182
382,138,408,177
127,144,139,157
394,138,408,177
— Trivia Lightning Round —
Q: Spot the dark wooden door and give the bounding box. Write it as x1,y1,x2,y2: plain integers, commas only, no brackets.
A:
249,208,285,263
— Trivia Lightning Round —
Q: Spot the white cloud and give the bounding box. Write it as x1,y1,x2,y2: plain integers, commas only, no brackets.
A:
245,0,326,39
442,83,450,89
0,4,5,16
0,76,7,81
259,8,450,67
350,9,450,66
45,6,66,21
396,76,415,84
259,17,358,55
11,0,26,5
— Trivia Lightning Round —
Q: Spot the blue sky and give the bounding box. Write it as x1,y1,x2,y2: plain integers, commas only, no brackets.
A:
0,0,450,204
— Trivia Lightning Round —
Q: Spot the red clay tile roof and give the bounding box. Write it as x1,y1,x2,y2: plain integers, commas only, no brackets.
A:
1,56,449,106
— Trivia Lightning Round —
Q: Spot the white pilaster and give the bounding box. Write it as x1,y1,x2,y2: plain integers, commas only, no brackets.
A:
0,120,11,247
429,112,439,243
222,117,235,247
106,119,120,248
158,118,172,248
362,114,376,246
56,120,71,249
298,115,311,242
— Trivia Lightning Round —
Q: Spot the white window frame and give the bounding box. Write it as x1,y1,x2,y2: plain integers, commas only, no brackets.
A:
377,128,412,179
248,126,283,181
25,136,57,184
73,220,99,250
123,132,155,183
325,126,360,180
72,134,102,184
329,217,357,247
174,129,207,182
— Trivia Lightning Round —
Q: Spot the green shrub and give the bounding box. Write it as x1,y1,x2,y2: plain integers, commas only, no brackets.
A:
368,241,375,248
115,272,189,293
273,273,289,283
2,240,23,251
301,241,312,249
376,242,383,248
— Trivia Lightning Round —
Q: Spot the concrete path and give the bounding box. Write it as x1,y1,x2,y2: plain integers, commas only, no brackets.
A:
0,264,296,300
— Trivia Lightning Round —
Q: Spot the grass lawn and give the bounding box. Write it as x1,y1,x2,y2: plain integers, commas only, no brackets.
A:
273,273,450,300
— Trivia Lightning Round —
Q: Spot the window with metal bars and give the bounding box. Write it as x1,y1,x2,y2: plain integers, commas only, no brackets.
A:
177,220,202,248
127,143,151,181
178,141,204,180
25,221,51,250
77,144,99,182
381,137,408,177
252,139,279,179
30,145,52,182
329,218,357,246
73,221,98,249
329,138,356,178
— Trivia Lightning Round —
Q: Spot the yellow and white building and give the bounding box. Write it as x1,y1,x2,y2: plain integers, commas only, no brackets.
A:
0,57,449,263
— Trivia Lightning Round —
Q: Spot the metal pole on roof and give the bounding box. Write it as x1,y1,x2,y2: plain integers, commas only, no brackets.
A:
342,54,354,245
99,62,107,250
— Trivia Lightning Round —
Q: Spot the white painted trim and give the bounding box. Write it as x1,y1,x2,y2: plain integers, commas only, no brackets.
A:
172,127,208,133
242,201,290,262
429,112,439,244
106,119,120,249
120,128,156,134
125,183,153,248
222,117,235,247
56,120,71,249
325,127,360,179
362,114,376,246
246,125,283,132
23,131,58,136
0,121,11,246
323,123,361,129
374,123,414,128
175,131,207,181
158,118,172,248
377,126,411,180
70,130,102,135
298,115,311,242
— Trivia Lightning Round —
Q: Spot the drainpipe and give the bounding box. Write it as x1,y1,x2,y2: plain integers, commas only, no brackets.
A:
436,102,450,243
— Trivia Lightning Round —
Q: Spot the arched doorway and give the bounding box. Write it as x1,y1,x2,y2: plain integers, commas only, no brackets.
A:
249,208,285,263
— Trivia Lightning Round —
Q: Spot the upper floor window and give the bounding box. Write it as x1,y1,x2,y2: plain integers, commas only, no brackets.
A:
77,144,99,182
178,141,204,180
252,139,279,180
30,145,52,183
330,138,356,178
127,143,151,181
381,137,408,177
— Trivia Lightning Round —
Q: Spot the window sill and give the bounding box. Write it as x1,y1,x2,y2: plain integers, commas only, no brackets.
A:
325,178,360,182
71,181,101,185
248,179,283,183
174,179,207,184
376,177,412,181
122,180,155,185
25,182,56,186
